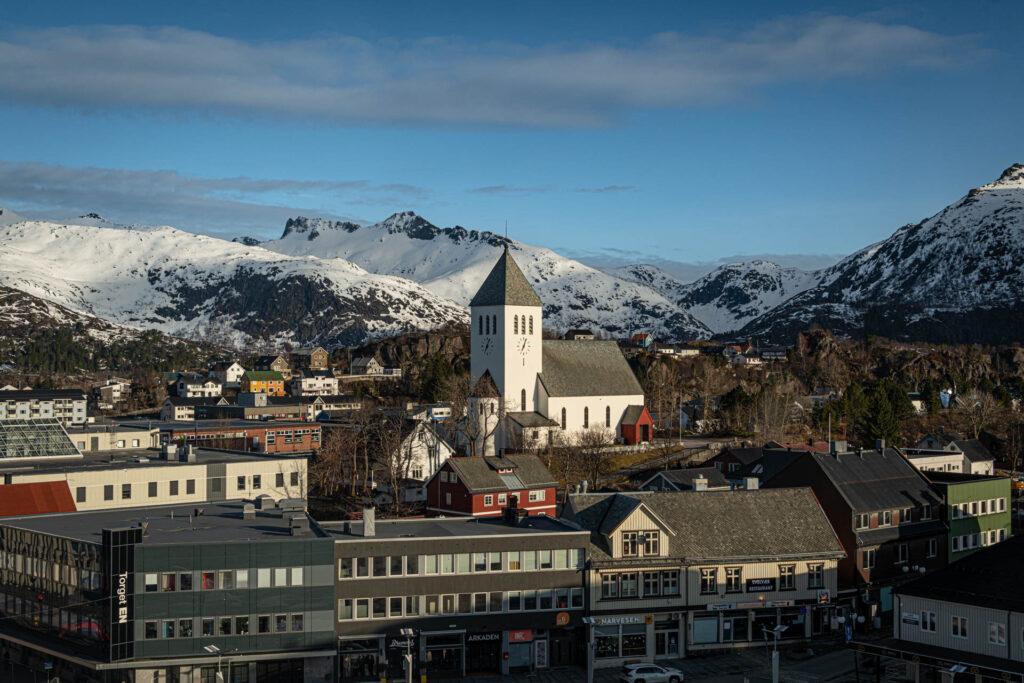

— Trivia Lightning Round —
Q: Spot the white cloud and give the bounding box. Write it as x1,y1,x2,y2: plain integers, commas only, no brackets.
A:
0,16,974,128
0,161,426,238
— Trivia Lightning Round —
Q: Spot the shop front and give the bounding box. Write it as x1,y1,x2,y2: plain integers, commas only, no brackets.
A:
688,599,823,650
466,631,502,674
507,629,533,673
423,631,464,678
338,636,384,681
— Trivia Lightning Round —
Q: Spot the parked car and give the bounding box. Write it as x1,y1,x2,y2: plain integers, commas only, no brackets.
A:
619,663,684,683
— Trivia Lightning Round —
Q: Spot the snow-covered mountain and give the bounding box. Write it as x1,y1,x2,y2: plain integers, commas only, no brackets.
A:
259,211,713,340
610,261,818,334
738,164,1024,343
0,284,140,344
0,219,467,348
0,206,28,227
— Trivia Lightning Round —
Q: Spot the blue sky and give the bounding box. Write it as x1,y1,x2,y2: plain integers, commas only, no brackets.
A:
0,0,1021,279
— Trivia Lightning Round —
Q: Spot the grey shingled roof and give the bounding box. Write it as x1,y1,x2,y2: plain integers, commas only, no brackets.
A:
955,439,994,463
469,246,543,307
566,489,844,562
539,340,643,397
443,454,557,493
622,405,647,424
806,449,940,512
651,467,731,490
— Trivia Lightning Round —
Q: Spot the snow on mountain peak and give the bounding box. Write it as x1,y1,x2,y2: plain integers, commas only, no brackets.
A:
974,163,1024,193
0,207,28,226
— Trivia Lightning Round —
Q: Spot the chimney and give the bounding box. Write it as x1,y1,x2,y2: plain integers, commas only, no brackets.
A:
875,438,886,452
829,440,847,455
242,503,256,520
693,475,708,492
288,514,309,536
580,480,589,494
363,507,375,537
744,477,759,490
502,505,529,525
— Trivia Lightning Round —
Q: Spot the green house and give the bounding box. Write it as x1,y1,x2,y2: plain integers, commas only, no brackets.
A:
928,472,1012,563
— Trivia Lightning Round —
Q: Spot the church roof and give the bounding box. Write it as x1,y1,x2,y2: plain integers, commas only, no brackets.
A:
469,246,542,308
539,340,644,397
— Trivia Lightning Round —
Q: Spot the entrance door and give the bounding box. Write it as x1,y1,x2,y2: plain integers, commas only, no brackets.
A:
549,633,575,667
655,630,679,656
466,635,501,673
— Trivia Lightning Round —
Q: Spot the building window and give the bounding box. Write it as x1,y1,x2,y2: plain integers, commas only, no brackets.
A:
122,484,131,500
927,538,938,558
807,563,824,589
276,473,284,487
622,532,638,557
186,479,196,494
144,573,158,592
921,611,936,632
478,316,483,335
521,389,526,411
561,407,566,430
661,571,679,595
862,548,876,569
989,622,1006,645
900,507,912,523
643,572,660,597
492,315,497,334
700,568,717,594
529,490,544,502
484,495,493,506
237,476,246,490
252,475,261,490
896,543,908,564
291,471,299,486
779,564,795,590
725,567,742,593
75,486,86,503
169,480,178,496
643,531,660,555
148,482,158,498
144,621,158,639
879,510,892,527
952,616,968,638
606,405,611,428
529,316,533,335
921,504,932,520
620,572,638,598
584,407,589,429
514,316,519,335
104,484,113,501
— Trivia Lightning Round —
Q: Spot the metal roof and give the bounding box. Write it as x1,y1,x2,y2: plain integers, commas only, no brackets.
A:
469,246,542,308
539,340,643,397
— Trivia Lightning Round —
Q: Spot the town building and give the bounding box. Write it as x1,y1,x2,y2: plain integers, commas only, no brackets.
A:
174,373,223,398
638,467,732,492
290,346,329,372
291,369,340,396
347,357,402,379
425,455,558,518
467,247,649,453
562,489,844,667
564,329,595,340
92,378,131,409
0,501,335,682
0,387,88,426
367,420,457,504
253,354,292,379
209,360,246,386
324,511,589,679
767,444,946,619
854,537,1024,681
160,396,231,422
241,370,286,396
703,446,764,474
908,431,996,475
65,422,160,452
153,420,321,455
926,471,1012,562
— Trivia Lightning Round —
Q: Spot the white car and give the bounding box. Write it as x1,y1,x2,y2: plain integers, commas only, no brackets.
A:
619,663,684,683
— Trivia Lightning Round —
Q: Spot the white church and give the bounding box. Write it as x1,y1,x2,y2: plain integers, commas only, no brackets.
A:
467,246,653,455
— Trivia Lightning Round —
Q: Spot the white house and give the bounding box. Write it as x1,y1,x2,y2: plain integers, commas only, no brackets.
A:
209,361,245,386
467,246,647,455
290,369,340,396
175,373,223,398
350,357,383,375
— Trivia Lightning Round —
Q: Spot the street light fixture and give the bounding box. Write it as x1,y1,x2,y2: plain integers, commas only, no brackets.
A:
399,628,416,683
761,624,788,683
581,617,597,683
203,645,223,683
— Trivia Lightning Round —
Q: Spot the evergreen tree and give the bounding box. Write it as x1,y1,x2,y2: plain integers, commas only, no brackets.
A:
862,385,901,446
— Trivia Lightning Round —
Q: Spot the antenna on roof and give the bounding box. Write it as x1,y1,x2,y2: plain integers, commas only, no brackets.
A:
505,220,508,240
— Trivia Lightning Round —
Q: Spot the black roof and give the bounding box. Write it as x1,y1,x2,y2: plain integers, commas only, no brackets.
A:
644,467,730,490
956,438,994,463
440,455,557,493
803,449,941,513
0,389,86,400
469,246,542,307
731,449,803,484
717,446,764,466
899,536,1024,612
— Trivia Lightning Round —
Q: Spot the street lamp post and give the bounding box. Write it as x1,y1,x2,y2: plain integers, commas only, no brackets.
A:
761,625,787,683
400,628,416,683
581,617,596,683
203,645,223,682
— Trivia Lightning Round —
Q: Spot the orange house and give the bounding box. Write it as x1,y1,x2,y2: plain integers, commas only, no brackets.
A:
241,370,285,396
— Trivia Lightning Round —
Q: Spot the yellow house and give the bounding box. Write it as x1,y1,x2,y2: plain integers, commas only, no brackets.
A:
241,370,285,396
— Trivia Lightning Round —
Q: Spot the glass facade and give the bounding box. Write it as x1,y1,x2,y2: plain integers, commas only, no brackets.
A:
0,419,81,459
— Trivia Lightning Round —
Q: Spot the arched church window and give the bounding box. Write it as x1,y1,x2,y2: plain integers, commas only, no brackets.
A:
489,402,494,415
514,316,519,335
478,315,483,335
606,405,611,428
521,389,526,411
529,316,533,335
584,407,589,429
561,407,566,430
479,403,483,415
492,315,497,334
485,316,490,335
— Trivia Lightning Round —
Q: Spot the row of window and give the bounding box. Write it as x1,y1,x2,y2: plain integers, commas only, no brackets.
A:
0,592,103,641
950,498,1006,519
74,438,142,450
919,611,1006,645
477,314,535,336
558,405,612,430
338,548,585,579
699,564,824,594
143,567,304,592
0,551,101,590
143,613,304,640
600,571,679,599
951,528,1006,552
860,539,939,569
338,587,584,621
622,531,660,557
266,429,319,445
854,505,932,530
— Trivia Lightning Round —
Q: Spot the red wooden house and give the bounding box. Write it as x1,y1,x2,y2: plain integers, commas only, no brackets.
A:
426,454,558,518
620,405,654,444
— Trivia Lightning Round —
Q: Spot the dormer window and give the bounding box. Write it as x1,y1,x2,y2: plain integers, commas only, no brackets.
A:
622,530,660,557
643,531,660,555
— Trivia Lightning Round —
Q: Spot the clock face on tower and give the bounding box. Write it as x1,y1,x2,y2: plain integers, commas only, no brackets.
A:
480,337,494,355
517,338,531,355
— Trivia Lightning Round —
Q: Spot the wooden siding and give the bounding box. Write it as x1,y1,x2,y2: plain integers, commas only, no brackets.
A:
896,594,1022,662
607,506,670,559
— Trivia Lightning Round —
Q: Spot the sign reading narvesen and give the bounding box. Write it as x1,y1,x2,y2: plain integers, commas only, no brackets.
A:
591,615,646,625
746,578,777,592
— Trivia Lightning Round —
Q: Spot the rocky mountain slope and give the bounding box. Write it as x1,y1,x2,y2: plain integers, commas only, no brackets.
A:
738,164,1024,343
0,284,137,343
0,219,468,348
258,211,713,340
